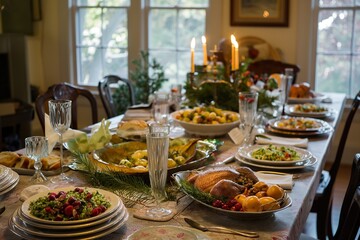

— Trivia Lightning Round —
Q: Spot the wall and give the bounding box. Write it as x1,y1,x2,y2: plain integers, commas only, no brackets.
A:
25,0,358,164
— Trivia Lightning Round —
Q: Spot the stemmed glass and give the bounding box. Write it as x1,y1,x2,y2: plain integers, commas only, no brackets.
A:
25,136,49,183
48,99,72,182
145,122,172,219
280,68,294,115
238,91,259,146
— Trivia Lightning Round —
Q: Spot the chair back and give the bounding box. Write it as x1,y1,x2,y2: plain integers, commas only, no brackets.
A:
98,75,135,118
247,59,300,84
35,82,98,132
334,153,360,240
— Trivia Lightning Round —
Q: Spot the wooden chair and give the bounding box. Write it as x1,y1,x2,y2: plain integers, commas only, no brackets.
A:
35,82,98,133
333,154,360,240
247,59,300,84
98,75,135,118
310,91,360,240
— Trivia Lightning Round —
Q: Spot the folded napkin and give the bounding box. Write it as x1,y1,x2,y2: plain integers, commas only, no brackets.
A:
254,172,293,190
122,108,152,121
20,185,50,201
255,134,308,148
45,114,86,153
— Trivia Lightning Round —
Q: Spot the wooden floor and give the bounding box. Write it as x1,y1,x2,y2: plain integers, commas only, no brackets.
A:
302,164,352,238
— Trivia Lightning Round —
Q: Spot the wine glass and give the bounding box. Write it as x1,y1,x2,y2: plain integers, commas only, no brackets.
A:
25,136,49,183
145,122,172,219
152,92,170,124
280,68,294,115
238,91,258,146
48,99,72,182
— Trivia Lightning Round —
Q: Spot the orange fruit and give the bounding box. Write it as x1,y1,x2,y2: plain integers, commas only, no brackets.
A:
266,185,285,200
243,196,261,212
259,197,280,211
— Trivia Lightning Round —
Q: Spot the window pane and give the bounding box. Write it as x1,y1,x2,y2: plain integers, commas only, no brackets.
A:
102,8,128,48
149,9,176,49
78,47,103,85
354,10,360,52
150,50,178,90
315,54,350,94
319,0,353,7
150,0,208,7
351,55,360,97
103,48,128,79
76,0,130,7
78,8,102,47
317,10,353,52
178,9,206,49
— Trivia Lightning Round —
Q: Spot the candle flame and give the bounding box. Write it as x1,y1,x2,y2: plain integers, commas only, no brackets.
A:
191,38,196,49
202,36,206,44
234,41,239,48
231,34,236,44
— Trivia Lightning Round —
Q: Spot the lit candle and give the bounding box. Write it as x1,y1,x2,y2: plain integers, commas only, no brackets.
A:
202,36,207,66
234,40,239,70
231,34,236,71
190,37,195,73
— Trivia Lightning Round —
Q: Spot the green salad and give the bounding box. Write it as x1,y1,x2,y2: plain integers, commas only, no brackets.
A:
28,187,111,221
251,145,301,161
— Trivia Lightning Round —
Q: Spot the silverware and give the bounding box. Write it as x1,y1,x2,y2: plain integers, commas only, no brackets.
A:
0,206,5,215
257,170,301,179
184,217,259,238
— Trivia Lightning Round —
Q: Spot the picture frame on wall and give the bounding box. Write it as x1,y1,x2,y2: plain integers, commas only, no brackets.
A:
230,0,289,27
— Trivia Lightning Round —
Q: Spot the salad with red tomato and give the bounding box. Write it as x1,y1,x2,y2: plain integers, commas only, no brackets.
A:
28,187,111,221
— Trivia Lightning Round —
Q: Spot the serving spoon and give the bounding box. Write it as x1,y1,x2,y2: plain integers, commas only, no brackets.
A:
184,217,259,238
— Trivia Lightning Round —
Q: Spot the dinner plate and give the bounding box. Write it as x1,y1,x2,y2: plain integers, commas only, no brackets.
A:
127,225,211,240
172,170,292,219
8,208,129,240
0,165,10,180
285,104,332,118
235,152,318,170
0,169,19,192
18,201,125,230
21,187,121,225
265,124,333,137
0,176,19,196
268,117,326,132
288,92,326,103
237,144,313,166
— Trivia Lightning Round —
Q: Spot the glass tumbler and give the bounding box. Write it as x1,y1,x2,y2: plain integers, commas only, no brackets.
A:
152,92,170,124
238,91,258,145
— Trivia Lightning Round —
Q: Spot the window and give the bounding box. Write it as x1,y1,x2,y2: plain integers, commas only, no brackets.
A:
315,0,360,98
73,0,209,89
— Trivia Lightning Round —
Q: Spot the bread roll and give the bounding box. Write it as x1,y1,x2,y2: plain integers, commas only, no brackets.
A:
0,152,20,167
117,120,148,131
41,154,61,171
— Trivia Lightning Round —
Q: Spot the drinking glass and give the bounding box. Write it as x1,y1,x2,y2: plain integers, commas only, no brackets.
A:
145,123,172,219
48,99,72,182
238,92,258,145
280,68,294,115
25,136,49,183
170,84,182,111
152,92,170,124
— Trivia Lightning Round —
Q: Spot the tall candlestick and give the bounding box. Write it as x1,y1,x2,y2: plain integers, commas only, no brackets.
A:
234,40,239,70
231,34,236,71
190,37,195,73
202,36,207,66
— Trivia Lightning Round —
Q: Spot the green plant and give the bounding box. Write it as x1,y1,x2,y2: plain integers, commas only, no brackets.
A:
113,51,167,114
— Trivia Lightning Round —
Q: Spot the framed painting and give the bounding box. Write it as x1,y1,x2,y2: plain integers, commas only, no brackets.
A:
230,0,289,27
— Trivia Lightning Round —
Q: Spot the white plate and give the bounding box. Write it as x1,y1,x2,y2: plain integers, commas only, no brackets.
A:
19,201,125,230
235,152,318,170
0,165,10,180
172,170,292,219
21,187,121,225
285,104,332,118
127,225,211,240
0,175,19,196
0,169,19,192
288,92,326,103
265,124,333,137
237,145,313,166
268,117,329,132
9,208,129,240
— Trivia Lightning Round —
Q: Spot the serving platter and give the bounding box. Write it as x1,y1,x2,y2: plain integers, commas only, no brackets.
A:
265,124,333,137
235,152,318,170
285,104,332,118
288,92,326,103
237,144,313,166
172,170,292,219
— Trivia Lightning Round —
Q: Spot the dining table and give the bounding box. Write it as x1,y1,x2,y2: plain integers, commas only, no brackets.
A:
0,92,346,240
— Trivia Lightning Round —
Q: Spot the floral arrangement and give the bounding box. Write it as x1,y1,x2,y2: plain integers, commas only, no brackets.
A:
184,59,280,117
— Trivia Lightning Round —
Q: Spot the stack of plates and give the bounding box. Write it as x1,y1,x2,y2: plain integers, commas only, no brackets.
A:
235,144,318,170
8,187,129,240
0,165,20,196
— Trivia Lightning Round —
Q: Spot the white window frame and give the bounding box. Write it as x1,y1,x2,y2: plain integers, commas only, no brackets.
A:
68,0,222,91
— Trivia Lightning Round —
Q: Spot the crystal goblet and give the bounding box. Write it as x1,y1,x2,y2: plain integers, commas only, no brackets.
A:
48,99,72,182
25,136,49,183
238,91,259,146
